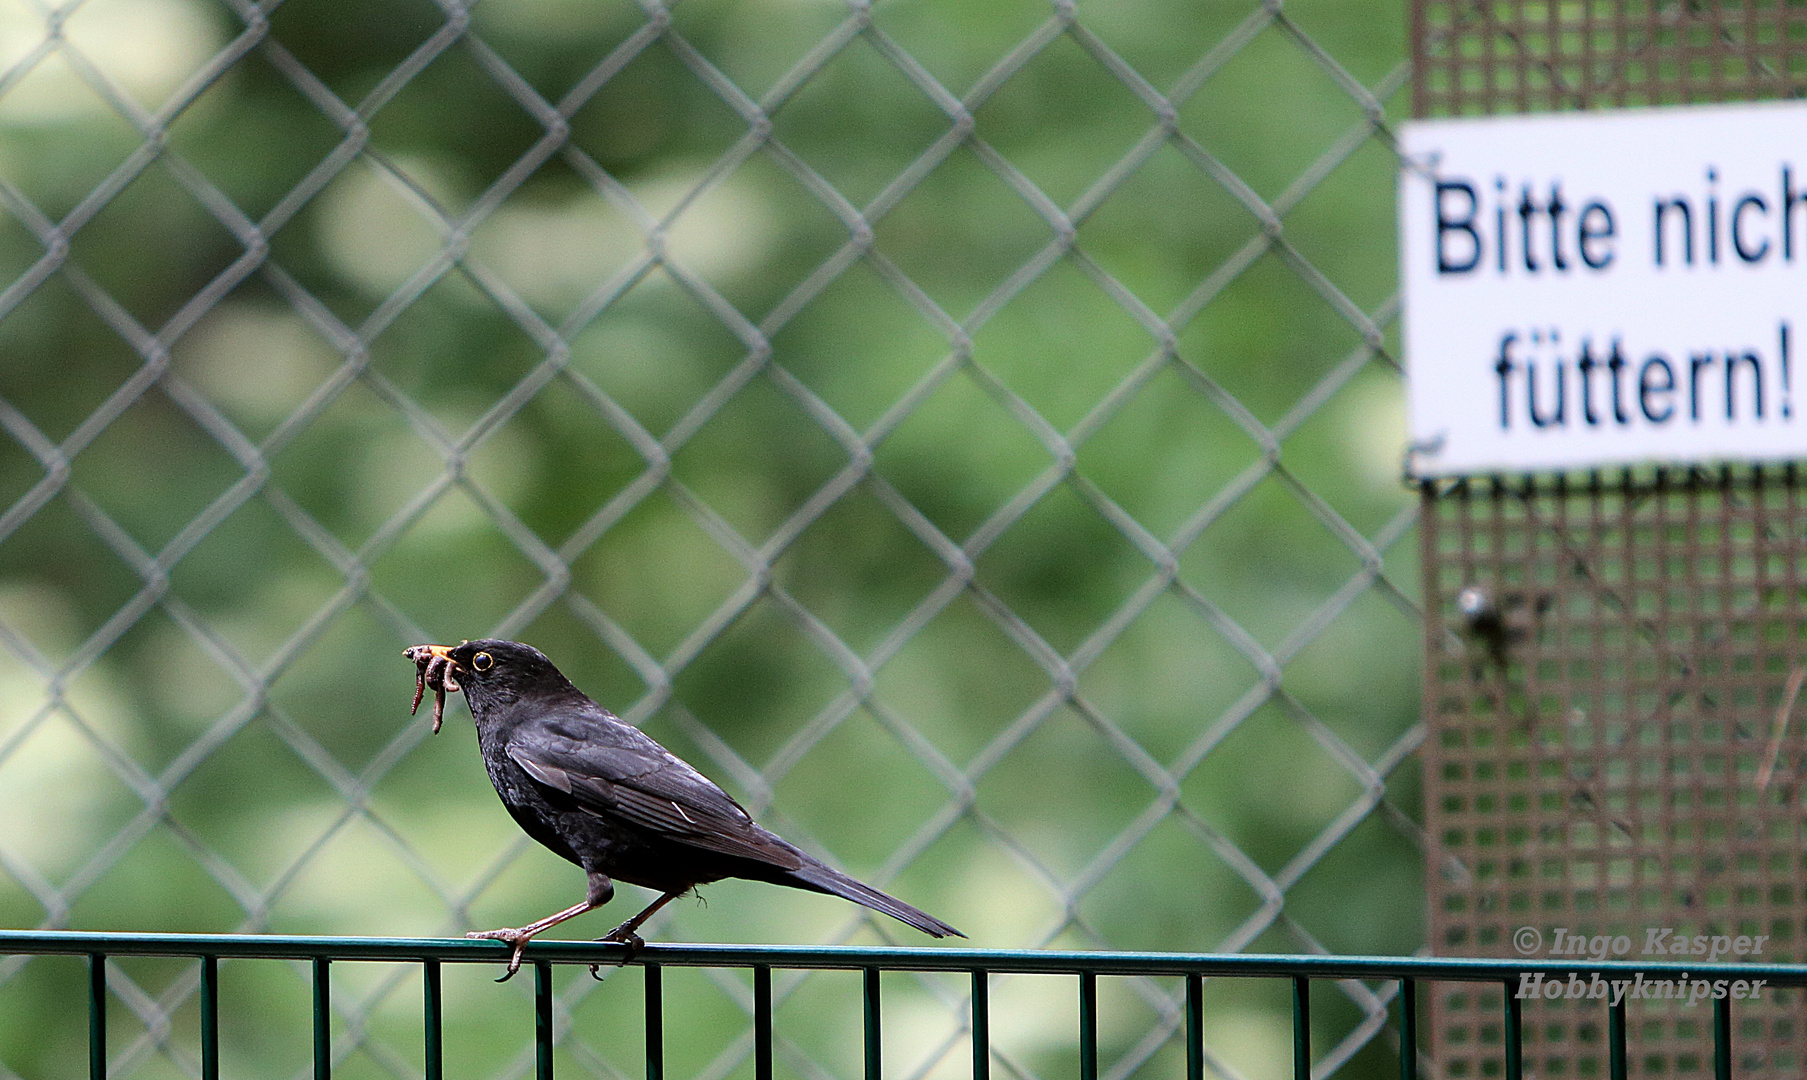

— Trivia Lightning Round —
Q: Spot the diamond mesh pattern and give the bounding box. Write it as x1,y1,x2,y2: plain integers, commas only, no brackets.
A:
0,3,1421,1079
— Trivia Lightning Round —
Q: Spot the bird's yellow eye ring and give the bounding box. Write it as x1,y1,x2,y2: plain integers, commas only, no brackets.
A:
472,651,494,672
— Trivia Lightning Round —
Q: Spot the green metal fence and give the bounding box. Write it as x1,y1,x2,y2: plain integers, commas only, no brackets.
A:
7,932,1804,1080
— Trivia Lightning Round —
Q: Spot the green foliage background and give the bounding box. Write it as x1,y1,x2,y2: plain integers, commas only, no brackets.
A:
0,1,1421,1078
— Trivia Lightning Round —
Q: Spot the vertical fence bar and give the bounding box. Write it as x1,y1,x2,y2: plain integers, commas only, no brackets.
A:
864,967,882,1080
1608,999,1626,1080
1185,974,1203,1080
1397,979,1415,1080
423,959,443,1080
313,957,330,1080
201,956,219,1080
1292,976,1309,1080
536,961,554,1080
1713,993,1730,1080
89,953,106,1080
972,970,990,1080
1079,971,1097,1080
754,965,773,1080
645,963,663,1080
1502,981,1522,1080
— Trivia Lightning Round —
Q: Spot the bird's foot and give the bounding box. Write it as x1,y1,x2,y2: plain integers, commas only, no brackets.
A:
587,925,646,979
468,927,532,982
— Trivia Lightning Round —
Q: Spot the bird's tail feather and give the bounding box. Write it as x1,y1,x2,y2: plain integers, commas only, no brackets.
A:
782,860,964,938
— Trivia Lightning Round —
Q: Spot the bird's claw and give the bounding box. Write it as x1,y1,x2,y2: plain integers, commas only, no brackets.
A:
588,926,646,979
468,927,531,982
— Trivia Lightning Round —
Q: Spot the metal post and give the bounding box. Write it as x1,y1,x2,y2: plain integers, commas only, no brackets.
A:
1079,971,1097,1080
864,968,882,1080
1292,976,1309,1080
972,970,990,1080
1397,978,1415,1080
645,963,663,1080
1713,993,1730,1080
755,965,773,1080
1608,999,1626,1080
423,958,442,1080
201,956,219,1080
89,953,106,1080
1501,981,1521,1080
1185,974,1203,1080
536,961,554,1080
313,956,330,1080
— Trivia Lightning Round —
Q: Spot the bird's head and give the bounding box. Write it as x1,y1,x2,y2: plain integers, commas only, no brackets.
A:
405,639,580,730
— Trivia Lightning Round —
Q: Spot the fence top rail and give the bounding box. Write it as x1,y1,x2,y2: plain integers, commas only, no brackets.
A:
4,930,1806,984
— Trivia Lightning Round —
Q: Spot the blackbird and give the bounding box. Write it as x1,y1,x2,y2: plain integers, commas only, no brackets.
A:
406,639,962,979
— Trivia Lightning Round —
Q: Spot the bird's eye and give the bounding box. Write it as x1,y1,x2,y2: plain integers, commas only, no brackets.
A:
472,651,494,671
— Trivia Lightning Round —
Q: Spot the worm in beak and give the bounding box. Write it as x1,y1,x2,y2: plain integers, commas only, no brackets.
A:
404,644,465,734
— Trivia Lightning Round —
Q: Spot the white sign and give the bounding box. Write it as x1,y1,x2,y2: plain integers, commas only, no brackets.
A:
1400,101,1807,476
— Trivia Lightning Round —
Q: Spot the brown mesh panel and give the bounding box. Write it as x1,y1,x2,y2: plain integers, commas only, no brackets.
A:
1411,4,1807,1074
1412,0,1807,117
1420,467,1807,1077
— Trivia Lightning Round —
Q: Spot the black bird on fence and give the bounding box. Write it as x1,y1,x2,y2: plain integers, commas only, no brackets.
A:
405,639,963,980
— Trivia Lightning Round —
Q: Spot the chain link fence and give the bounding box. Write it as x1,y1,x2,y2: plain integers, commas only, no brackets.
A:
0,2,1423,1079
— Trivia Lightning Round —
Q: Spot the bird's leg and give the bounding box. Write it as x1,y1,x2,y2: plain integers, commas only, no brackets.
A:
587,889,684,979
472,873,614,982
600,890,682,950
467,900,594,982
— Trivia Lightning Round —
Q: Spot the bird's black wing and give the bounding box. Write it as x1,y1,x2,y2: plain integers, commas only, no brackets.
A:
504,709,802,871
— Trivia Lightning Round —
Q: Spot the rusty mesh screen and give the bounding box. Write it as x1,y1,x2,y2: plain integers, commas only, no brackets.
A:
1420,467,1807,1077
1412,0,1807,116
1411,2,1807,1076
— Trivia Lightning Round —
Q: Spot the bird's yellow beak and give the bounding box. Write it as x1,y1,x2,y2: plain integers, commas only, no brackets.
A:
404,643,459,667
